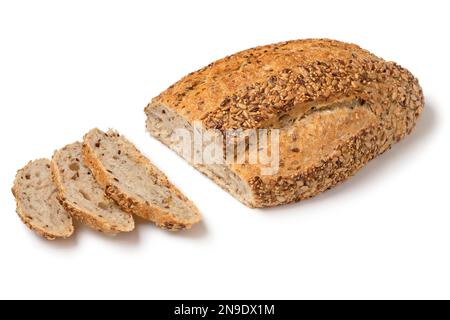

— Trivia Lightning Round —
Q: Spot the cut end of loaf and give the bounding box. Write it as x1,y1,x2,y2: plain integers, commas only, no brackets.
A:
146,103,257,207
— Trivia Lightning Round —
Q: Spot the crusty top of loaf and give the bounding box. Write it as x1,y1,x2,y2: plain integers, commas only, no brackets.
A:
149,39,393,129
148,39,423,161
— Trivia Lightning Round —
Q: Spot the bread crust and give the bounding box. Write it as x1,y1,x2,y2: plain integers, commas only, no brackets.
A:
146,39,424,208
51,147,135,234
82,129,201,231
12,159,74,240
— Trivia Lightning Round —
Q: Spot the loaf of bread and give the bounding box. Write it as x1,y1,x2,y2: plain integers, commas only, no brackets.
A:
52,142,135,234
82,128,201,231
145,39,424,208
12,159,74,240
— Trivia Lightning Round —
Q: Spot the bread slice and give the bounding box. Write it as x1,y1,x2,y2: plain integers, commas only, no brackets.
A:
12,159,74,240
52,142,135,233
82,128,201,231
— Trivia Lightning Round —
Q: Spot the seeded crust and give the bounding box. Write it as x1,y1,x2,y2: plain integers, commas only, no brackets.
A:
146,39,424,208
82,129,201,231
12,159,74,240
51,142,135,234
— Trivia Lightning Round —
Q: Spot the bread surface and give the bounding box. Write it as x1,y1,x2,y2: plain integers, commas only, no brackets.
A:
52,142,135,233
146,39,424,207
12,159,74,240
82,128,201,230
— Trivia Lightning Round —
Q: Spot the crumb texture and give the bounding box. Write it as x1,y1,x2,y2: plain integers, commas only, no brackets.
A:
146,104,255,206
12,159,74,239
52,142,134,233
83,128,201,230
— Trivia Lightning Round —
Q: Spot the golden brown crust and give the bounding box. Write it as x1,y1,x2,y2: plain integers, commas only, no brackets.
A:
240,62,423,207
149,39,375,125
146,39,424,208
249,124,381,207
50,152,134,234
12,160,74,240
82,129,201,231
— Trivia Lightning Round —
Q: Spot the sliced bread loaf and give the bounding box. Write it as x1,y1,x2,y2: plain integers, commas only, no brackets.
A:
146,39,424,208
82,128,201,231
12,159,74,240
52,142,135,233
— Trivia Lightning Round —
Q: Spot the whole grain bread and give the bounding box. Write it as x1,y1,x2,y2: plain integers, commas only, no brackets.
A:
82,128,201,231
145,38,424,208
52,142,135,233
12,159,74,240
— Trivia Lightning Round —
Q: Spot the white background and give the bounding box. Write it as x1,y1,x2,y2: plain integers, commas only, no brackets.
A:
0,0,449,300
